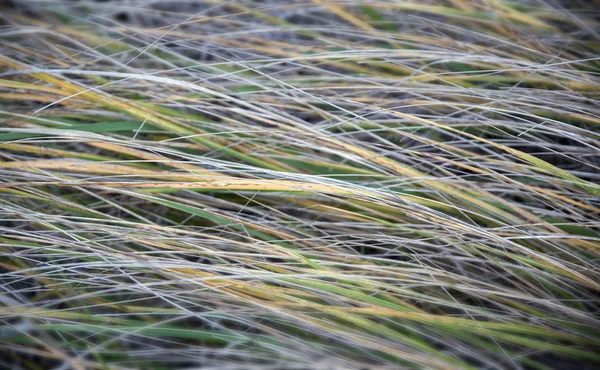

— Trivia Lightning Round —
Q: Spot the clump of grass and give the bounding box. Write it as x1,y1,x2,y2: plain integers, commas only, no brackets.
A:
1,0,599,369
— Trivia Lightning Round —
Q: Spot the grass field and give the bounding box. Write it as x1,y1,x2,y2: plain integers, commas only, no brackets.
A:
1,1,599,369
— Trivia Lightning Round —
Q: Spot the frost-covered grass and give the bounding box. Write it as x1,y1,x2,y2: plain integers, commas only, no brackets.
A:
1,1,599,369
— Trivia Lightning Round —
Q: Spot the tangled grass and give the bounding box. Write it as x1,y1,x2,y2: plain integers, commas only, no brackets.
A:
1,1,599,369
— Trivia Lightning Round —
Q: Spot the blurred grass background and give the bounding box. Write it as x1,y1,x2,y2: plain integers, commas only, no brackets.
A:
0,1,599,369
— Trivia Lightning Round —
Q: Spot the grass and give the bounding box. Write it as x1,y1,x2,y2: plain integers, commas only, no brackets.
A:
0,0,599,369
